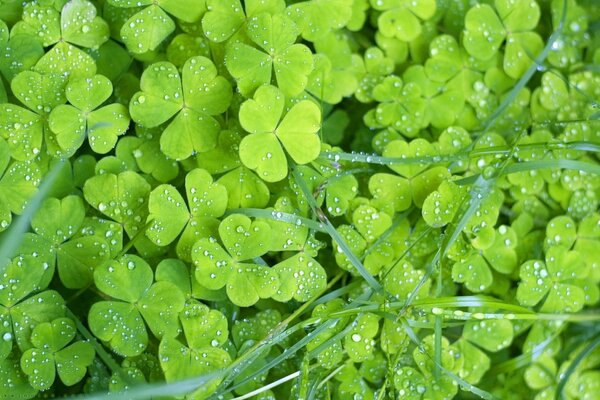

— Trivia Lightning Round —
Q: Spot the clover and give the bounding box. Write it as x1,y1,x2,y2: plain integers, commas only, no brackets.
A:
382,138,452,207
463,0,544,78
344,313,380,362
369,75,428,137
0,139,40,232
89,254,185,356
215,166,270,210
0,70,66,160
238,85,321,182
370,0,437,42
286,0,354,42
225,13,313,97
83,171,150,240
49,74,130,156
383,259,431,301
146,168,227,260
354,47,395,103
0,256,66,362
129,56,232,161
20,317,94,391
17,195,110,289
108,0,206,54
201,0,286,43
192,214,279,307
0,20,44,82
451,225,518,292
13,0,107,79
516,246,589,312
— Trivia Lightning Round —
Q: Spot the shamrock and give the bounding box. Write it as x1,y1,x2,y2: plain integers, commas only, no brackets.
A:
354,47,395,103
129,56,232,160
49,74,130,156
225,13,313,97
383,259,431,301
192,214,279,307
0,256,66,360
201,0,285,43
20,318,94,390
516,246,588,312
196,129,242,175
0,70,66,160
272,252,327,302
108,0,206,54
286,0,354,42
238,85,321,182
463,0,544,78
306,300,348,368
83,171,150,238
370,0,437,42
369,76,428,137
146,168,227,260
13,0,107,79
17,195,110,289
89,254,185,356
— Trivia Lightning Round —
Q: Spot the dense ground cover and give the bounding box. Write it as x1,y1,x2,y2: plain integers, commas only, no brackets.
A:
0,0,599,399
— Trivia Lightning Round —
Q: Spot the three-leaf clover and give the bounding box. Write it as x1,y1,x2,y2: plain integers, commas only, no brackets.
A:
129,56,232,160
20,318,94,390
225,13,313,97
109,0,205,54
463,0,544,78
13,0,107,79
370,0,437,42
192,214,279,307
147,168,227,260
202,0,286,43
89,254,185,356
517,246,588,312
49,75,130,156
0,70,66,160
286,0,354,42
238,85,321,182
18,195,110,289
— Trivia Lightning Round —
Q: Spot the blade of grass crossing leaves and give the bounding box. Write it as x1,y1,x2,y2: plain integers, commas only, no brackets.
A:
556,334,600,400
0,159,65,275
291,165,383,293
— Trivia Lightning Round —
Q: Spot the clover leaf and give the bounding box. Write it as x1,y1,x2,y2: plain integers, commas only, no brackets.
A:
13,1,106,79
1,286,66,363
49,75,130,156
272,252,327,302
517,246,588,312
371,0,437,42
192,214,279,307
20,317,94,390
383,260,430,300
355,47,395,103
369,75,428,137
0,28,44,82
158,336,230,399
129,56,232,160
217,166,271,209
225,13,313,97
0,70,67,160
202,0,285,43
89,254,185,356
83,170,150,239
463,318,513,352
286,0,353,42
344,313,379,362
306,300,347,368
109,0,205,53
147,168,226,258
463,0,544,78
17,195,110,289
238,85,321,182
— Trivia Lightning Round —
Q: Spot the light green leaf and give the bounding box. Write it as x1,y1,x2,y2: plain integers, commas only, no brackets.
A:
202,0,245,43
120,5,175,53
463,4,505,61
463,319,513,352
147,184,189,246
61,0,109,49
226,264,279,307
272,253,327,302
219,214,271,260
89,301,148,357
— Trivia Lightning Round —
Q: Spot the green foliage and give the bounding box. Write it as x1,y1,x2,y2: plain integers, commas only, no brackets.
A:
0,0,599,399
